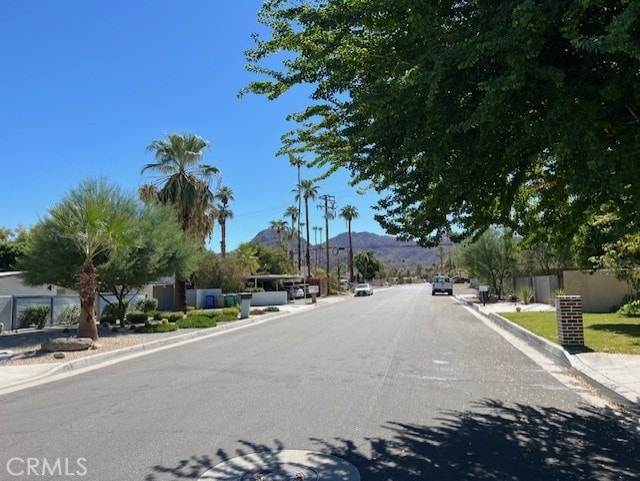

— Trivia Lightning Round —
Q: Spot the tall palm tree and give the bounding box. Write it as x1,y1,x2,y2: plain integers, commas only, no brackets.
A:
289,153,305,272
141,132,219,311
269,219,287,251
49,179,137,340
216,186,234,257
340,204,359,282
294,179,319,278
283,205,299,267
217,204,234,257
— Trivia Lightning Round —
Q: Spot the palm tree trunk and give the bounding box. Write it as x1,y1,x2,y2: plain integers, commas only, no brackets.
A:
77,261,99,341
220,221,227,257
348,221,354,282
305,198,311,278
174,276,188,313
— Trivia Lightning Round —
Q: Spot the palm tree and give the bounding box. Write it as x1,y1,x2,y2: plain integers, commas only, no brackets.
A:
289,153,306,272
340,204,359,282
141,132,219,311
283,205,299,268
269,219,287,251
293,179,319,278
49,179,137,340
235,242,259,276
217,204,234,257
216,186,234,257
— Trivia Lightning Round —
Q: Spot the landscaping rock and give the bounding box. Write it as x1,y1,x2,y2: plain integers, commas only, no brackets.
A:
53,352,66,359
41,337,94,352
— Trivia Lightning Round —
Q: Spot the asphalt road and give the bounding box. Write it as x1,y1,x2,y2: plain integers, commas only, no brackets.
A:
0,284,637,480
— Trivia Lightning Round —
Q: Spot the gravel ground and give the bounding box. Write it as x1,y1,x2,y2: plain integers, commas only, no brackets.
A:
0,325,199,366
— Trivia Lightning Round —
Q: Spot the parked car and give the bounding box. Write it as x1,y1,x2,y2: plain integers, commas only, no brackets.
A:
432,276,453,296
285,285,305,300
354,283,373,296
451,275,470,284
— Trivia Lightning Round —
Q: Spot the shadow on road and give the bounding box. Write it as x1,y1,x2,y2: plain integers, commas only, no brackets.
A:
145,399,639,480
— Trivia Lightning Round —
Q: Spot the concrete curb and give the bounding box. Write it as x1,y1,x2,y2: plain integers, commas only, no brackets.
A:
456,296,640,415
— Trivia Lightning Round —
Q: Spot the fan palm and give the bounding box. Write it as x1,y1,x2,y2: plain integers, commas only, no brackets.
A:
216,186,234,257
284,205,299,268
339,204,359,282
293,179,319,278
141,132,219,311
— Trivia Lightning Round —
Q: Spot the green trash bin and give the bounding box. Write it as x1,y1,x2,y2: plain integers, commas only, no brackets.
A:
224,294,234,308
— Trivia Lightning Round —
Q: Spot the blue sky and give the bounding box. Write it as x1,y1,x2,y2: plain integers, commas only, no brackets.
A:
0,0,387,252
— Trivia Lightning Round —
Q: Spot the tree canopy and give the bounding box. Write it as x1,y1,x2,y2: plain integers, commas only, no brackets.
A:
244,1,640,251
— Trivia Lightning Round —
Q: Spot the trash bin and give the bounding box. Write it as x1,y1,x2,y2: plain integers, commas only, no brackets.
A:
224,294,234,308
204,295,215,309
240,292,252,319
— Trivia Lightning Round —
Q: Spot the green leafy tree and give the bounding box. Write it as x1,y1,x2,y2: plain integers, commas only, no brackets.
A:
252,241,293,275
354,250,382,282
460,227,517,299
141,132,220,311
19,179,138,340
339,204,359,282
0,226,29,271
192,251,245,293
97,204,199,323
244,1,640,251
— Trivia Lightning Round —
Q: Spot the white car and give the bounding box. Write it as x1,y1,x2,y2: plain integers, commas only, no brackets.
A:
432,276,453,296
354,283,373,296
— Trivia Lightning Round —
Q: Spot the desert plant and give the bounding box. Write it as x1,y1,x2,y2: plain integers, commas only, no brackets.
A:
126,311,150,323
18,305,51,329
176,316,218,329
516,286,534,305
101,300,128,323
57,304,80,325
549,288,566,306
134,297,158,312
135,322,179,333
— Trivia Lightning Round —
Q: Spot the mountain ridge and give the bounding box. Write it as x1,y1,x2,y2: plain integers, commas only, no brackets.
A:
252,229,441,271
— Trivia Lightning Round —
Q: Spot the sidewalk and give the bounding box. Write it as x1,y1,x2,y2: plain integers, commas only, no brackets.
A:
457,294,640,415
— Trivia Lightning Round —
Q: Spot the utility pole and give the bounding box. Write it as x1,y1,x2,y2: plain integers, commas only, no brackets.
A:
318,194,336,281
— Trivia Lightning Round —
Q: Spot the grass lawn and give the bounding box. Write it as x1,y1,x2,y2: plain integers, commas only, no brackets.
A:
501,311,640,354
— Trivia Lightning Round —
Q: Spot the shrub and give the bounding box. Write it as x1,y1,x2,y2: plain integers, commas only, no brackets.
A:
516,286,534,305
134,297,158,312
176,316,217,329
222,307,240,317
126,311,150,323
18,305,51,329
187,309,222,318
100,301,127,323
549,288,565,306
157,311,185,322
111,326,120,333
135,322,179,333
618,299,640,317
57,304,80,325
263,306,280,312
250,308,265,315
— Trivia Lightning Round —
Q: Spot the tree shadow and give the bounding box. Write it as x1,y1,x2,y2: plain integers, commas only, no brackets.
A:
589,323,640,340
144,400,639,481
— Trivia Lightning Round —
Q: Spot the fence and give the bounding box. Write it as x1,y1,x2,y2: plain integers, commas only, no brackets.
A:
0,293,147,331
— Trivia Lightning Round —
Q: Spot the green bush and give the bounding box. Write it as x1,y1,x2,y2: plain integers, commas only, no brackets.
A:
18,305,51,329
176,316,217,329
263,306,280,312
222,307,240,317
126,311,150,323
156,311,185,322
100,301,127,323
57,304,80,325
618,299,640,317
135,322,179,333
187,309,223,318
134,297,158,312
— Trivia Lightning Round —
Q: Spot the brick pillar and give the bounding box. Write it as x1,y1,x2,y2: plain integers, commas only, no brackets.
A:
555,295,584,347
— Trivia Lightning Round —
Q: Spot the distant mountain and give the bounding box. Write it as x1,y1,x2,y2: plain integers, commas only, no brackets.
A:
252,229,441,271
